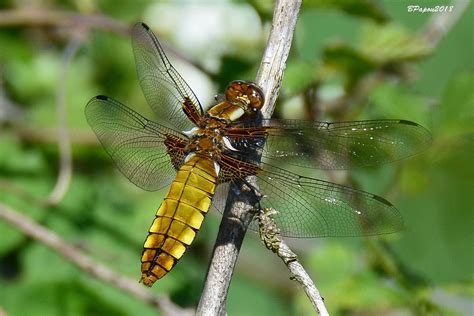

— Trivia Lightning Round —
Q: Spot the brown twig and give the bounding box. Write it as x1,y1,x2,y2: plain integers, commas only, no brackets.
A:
12,127,98,146
421,0,471,48
45,36,81,206
0,9,211,75
0,178,47,207
0,306,8,316
0,9,130,35
256,208,329,315
197,1,304,315
278,243,329,315
0,202,193,316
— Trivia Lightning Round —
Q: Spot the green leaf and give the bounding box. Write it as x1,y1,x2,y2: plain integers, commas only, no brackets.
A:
0,279,145,316
304,242,403,312
282,60,318,95
394,135,473,283
392,74,474,283
322,43,375,89
368,81,432,126
295,10,364,62
0,136,52,255
303,0,389,23
359,23,432,64
0,136,46,174
248,0,274,21
5,53,60,107
434,71,474,136
227,275,292,316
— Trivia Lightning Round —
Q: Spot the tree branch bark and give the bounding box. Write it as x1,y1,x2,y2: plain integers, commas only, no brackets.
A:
197,1,303,315
256,208,329,315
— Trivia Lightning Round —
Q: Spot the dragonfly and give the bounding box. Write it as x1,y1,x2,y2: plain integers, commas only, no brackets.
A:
85,22,431,287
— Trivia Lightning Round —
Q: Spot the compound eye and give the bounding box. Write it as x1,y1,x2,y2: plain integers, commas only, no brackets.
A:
225,81,245,102
225,80,264,111
247,85,264,110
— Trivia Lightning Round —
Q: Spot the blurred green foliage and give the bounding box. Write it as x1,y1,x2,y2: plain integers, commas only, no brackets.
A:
0,0,472,315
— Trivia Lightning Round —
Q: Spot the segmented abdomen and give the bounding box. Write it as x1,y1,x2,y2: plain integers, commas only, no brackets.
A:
141,155,217,286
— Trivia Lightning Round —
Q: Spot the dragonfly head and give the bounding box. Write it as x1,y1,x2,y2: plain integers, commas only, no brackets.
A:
225,80,264,114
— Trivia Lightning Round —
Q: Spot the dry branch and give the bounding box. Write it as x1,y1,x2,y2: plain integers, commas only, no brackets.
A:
0,9,209,75
0,9,130,35
422,0,471,47
0,203,192,316
45,37,80,206
196,1,328,315
256,208,329,315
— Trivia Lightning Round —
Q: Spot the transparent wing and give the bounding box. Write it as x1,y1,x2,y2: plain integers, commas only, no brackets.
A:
132,22,203,131
228,119,432,169
210,182,230,215
85,95,187,191
254,163,403,237
210,159,402,237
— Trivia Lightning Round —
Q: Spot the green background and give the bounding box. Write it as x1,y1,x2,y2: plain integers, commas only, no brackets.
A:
0,0,472,315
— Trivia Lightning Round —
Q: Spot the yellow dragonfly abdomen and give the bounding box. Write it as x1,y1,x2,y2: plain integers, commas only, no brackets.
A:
140,154,217,286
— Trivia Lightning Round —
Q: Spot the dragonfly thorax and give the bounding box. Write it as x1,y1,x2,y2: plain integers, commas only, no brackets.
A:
183,82,264,158
185,117,231,159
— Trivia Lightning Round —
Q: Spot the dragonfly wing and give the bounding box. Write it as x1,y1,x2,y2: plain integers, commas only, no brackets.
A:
85,95,187,191
208,163,402,238
255,162,403,238
229,119,431,169
211,182,230,215
132,23,203,131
